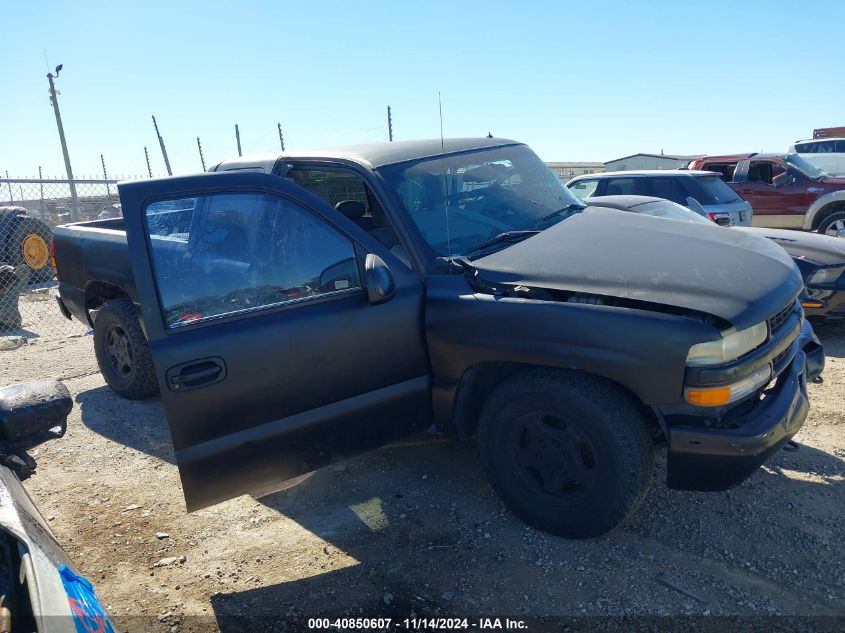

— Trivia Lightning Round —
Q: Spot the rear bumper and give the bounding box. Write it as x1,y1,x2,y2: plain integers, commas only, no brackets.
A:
55,283,88,324
55,293,72,320
667,349,809,491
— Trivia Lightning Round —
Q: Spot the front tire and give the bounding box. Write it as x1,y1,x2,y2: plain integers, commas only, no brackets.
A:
478,369,653,539
817,210,845,237
93,298,159,399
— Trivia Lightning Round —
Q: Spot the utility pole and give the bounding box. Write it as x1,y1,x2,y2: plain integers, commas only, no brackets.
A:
197,137,206,171
144,147,153,178
387,106,393,142
101,154,111,197
235,124,242,156
152,115,172,176
277,123,286,151
46,64,79,219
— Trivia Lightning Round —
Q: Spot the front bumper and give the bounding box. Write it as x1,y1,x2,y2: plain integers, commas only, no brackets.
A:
667,320,824,491
667,349,810,491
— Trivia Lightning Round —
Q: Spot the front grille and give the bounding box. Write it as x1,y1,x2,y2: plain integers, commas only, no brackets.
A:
768,302,794,333
771,347,790,368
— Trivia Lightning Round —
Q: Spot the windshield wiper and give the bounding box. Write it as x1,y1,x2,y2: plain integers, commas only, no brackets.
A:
540,203,587,222
462,230,541,257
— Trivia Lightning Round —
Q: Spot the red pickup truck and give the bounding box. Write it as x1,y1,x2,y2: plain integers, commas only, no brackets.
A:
688,153,845,236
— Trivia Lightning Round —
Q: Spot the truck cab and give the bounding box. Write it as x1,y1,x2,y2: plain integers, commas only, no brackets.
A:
690,153,845,235
101,138,822,539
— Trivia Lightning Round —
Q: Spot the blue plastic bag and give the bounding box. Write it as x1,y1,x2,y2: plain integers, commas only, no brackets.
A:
59,566,116,633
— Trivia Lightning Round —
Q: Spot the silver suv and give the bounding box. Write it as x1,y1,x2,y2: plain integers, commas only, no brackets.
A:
567,170,753,227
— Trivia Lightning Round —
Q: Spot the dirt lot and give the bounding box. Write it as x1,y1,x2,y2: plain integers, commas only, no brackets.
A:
2,300,844,631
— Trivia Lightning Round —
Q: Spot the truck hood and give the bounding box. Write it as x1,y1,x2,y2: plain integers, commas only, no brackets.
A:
471,208,802,330
734,227,845,267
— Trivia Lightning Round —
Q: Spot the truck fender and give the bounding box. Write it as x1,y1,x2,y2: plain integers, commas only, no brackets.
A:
802,190,845,230
83,280,131,326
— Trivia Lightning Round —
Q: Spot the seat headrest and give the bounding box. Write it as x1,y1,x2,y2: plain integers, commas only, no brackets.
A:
335,200,366,219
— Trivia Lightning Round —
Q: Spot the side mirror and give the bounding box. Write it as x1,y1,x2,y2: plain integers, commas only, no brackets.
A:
772,172,788,188
365,253,395,305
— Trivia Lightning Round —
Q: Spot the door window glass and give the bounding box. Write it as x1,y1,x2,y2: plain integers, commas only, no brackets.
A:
747,161,776,184
568,179,599,201
146,199,195,241
701,162,736,181
288,170,371,211
649,177,687,204
287,168,403,250
602,177,648,196
144,193,360,328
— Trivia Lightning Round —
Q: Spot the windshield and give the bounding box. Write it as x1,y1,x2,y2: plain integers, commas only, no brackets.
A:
377,144,584,257
785,153,827,179
633,199,712,225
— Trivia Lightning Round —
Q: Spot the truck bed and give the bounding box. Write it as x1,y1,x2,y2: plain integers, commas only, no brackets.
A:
52,218,136,325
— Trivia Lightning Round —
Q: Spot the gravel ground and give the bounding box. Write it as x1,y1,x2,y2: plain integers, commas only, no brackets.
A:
1,300,844,631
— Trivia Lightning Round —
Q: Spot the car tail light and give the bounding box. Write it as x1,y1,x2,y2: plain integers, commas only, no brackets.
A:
708,213,733,227
50,237,58,279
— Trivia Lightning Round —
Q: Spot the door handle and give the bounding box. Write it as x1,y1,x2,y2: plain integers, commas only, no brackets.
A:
166,358,226,392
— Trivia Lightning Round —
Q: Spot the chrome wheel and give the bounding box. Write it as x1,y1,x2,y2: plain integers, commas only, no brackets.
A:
105,325,132,376
824,218,845,237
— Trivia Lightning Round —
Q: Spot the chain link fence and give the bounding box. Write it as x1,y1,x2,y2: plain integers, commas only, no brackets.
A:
0,178,141,344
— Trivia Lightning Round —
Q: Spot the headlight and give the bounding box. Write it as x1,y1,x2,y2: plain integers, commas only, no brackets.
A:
808,266,845,285
686,321,768,367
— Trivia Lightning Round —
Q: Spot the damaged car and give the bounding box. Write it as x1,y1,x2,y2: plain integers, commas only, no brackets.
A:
58,138,823,538
581,194,845,324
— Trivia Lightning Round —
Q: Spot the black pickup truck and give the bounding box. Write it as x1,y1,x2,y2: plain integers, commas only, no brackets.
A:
54,138,824,538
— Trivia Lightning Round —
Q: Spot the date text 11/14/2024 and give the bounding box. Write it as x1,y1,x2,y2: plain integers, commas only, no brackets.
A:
307,617,528,630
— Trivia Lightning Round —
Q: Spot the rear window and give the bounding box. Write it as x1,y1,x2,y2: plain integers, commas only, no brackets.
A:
690,175,741,204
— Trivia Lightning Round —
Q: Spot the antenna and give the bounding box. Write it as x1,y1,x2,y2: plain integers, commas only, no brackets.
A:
438,92,453,264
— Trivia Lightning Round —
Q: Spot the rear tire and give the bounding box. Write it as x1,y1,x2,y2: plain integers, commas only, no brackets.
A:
478,369,653,538
93,298,158,399
817,210,845,237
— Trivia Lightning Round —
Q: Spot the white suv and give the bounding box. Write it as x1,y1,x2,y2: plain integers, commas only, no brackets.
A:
789,138,845,176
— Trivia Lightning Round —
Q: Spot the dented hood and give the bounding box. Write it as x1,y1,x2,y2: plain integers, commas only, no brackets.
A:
471,208,802,330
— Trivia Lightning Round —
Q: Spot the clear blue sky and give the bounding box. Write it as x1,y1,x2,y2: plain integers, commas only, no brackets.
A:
1,0,842,179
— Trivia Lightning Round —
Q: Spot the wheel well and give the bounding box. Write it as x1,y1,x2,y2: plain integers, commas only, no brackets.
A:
811,202,845,230
85,282,129,316
451,362,664,443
